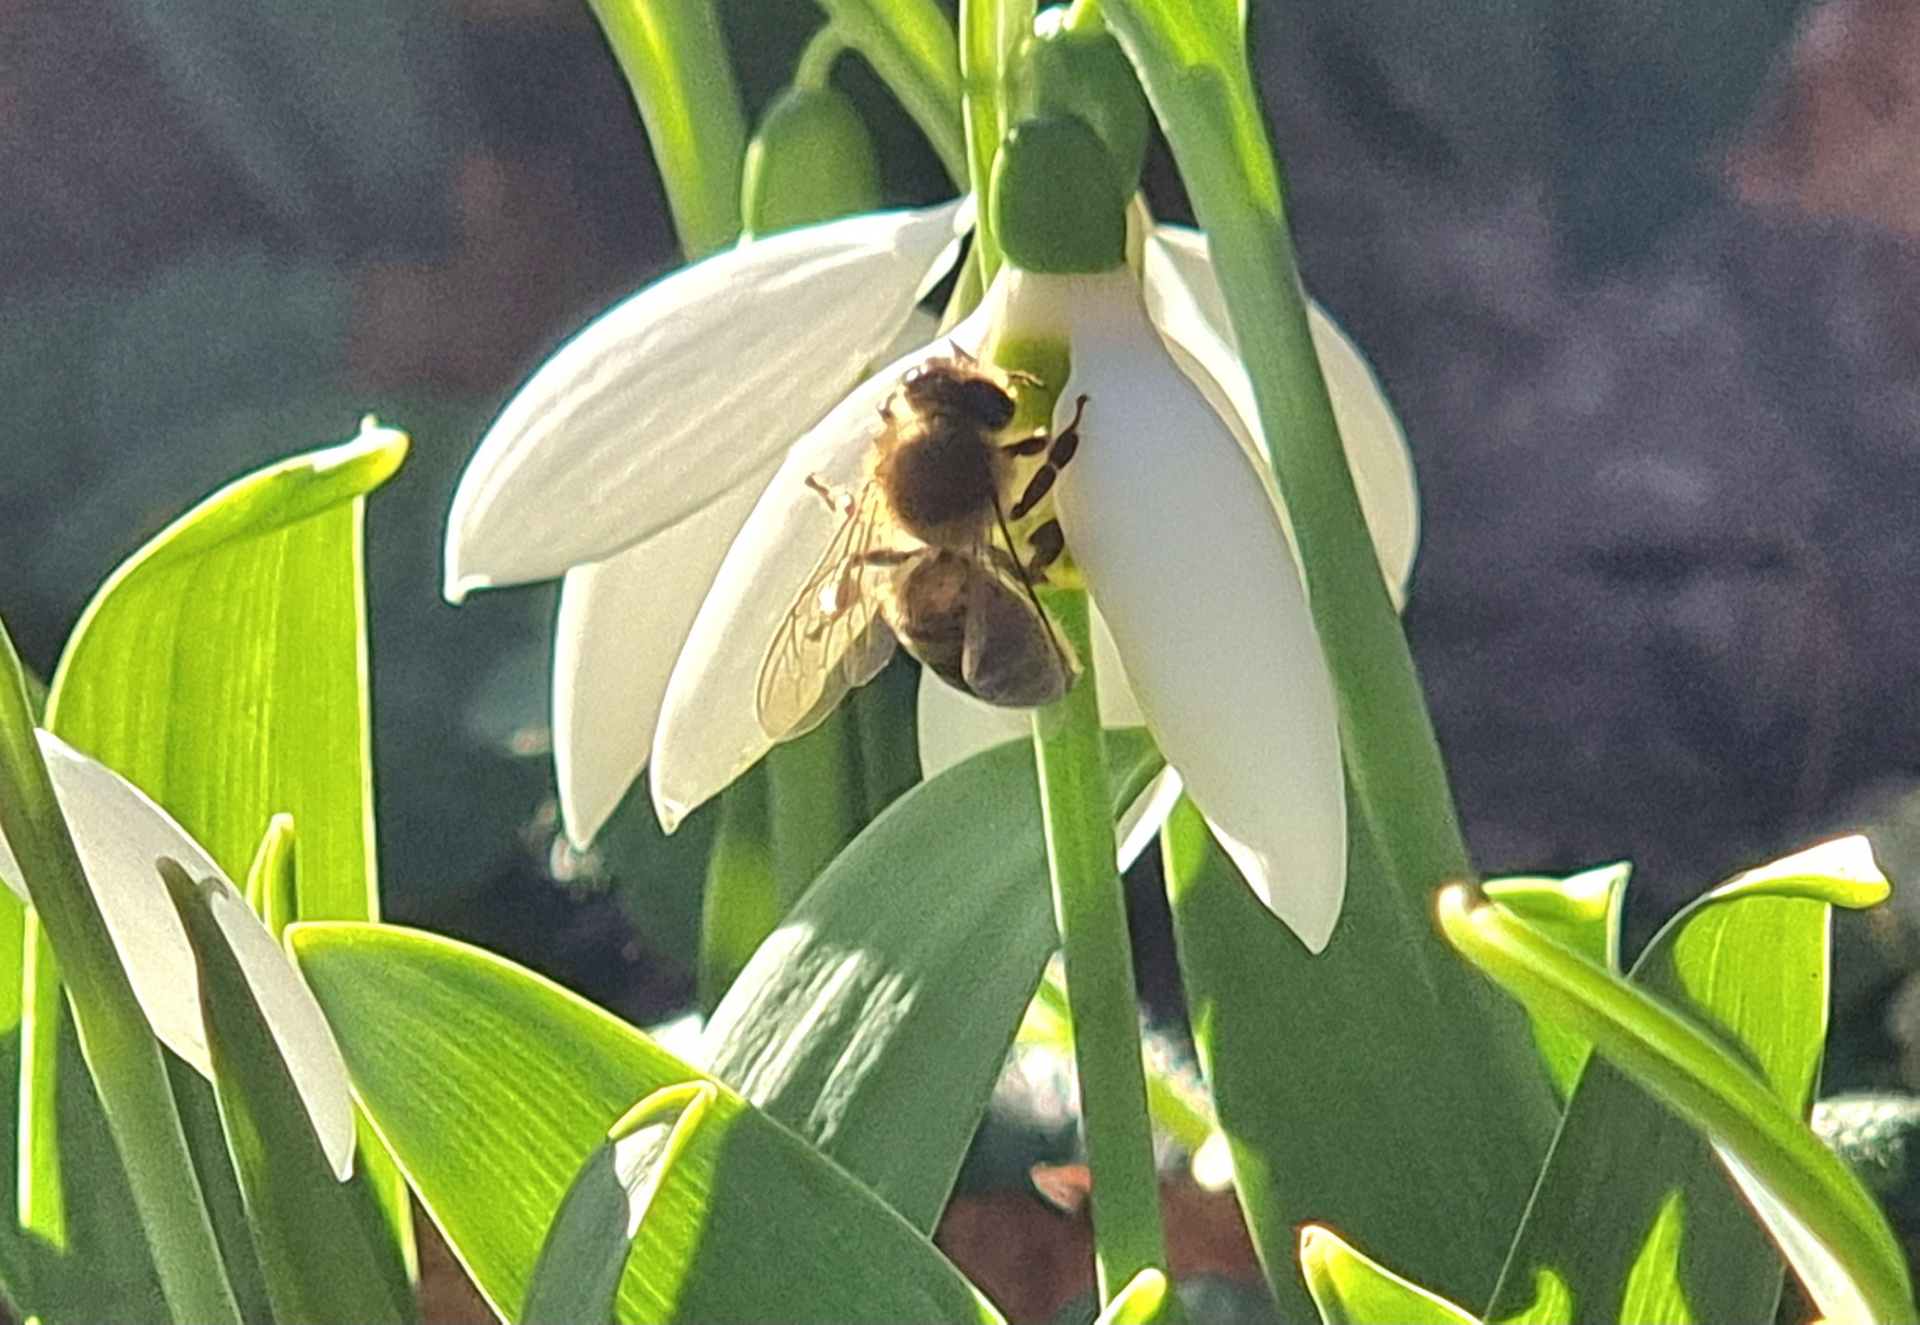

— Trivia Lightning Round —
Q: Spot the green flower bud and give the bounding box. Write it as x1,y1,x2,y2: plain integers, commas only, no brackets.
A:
741,84,882,237
1013,9,1150,198
992,114,1128,275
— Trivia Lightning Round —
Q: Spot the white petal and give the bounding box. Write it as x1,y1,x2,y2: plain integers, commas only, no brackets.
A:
553,468,774,847
650,287,1007,829
0,733,355,1177
1144,227,1419,604
445,201,967,599
1041,269,1347,951
915,602,1140,777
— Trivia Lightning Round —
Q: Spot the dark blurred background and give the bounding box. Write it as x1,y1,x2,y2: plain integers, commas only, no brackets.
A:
3,0,1919,1092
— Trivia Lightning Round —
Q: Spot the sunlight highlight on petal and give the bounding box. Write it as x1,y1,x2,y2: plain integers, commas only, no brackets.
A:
446,201,966,598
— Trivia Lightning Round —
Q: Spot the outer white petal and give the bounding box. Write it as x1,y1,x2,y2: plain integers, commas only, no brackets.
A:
915,604,1140,778
1144,227,1419,604
553,467,774,847
0,732,355,1177
446,200,967,599
650,286,1007,830
1038,269,1347,951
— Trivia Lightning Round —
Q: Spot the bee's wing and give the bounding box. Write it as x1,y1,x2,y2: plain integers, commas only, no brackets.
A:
958,549,1079,709
756,481,902,741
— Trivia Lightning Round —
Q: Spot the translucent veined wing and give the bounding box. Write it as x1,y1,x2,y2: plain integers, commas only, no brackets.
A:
755,478,903,740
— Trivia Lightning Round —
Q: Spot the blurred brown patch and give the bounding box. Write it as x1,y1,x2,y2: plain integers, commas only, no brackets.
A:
1729,0,1920,238
936,1169,1262,1324
346,147,625,397
417,1206,499,1325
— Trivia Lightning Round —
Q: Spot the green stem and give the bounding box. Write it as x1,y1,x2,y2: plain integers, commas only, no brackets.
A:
1100,4,1470,893
585,0,748,258
959,0,1020,282
1031,592,1169,1306
0,620,240,1325
794,23,849,91
767,708,858,906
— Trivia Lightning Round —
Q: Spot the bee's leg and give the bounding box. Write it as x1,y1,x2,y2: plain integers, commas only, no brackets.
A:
1009,396,1087,519
1025,520,1066,582
1003,368,1044,389
854,548,913,568
804,474,855,516
1001,431,1049,457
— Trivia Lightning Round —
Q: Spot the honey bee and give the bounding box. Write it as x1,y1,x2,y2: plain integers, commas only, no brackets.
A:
756,353,1089,741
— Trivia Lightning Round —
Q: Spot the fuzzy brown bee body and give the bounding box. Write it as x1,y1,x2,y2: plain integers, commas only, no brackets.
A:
755,355,1087,741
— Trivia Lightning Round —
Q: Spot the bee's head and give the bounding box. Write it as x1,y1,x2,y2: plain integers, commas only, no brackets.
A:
901,362,1018,429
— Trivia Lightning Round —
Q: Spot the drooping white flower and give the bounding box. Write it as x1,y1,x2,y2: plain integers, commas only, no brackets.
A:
0,730,355,1176
446,202,1416,948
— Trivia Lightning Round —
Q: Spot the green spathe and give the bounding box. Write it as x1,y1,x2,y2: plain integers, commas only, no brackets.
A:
992,115,1127,274
1015,10,1150,197
742,84,882,237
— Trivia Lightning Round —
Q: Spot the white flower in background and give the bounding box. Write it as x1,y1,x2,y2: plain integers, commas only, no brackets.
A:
445,202,1417,950
0,731,355,1176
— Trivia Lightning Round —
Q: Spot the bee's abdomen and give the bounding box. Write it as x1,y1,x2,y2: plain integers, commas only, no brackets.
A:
883,425,1000,539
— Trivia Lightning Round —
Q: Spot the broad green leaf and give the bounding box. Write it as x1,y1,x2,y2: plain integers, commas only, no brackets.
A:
813,0,967,185
584,0,746,258
700,729,1161,1233
1439,883,1915,1325
1108,5,1556,1309
1299,1226,1477,1325
1488,838,1889,1324
1617,1192,1693,1325
33,424,411,1270
161,861,410,1325
1484,863,1630,1096
292,923,1002,1324
1161,801,1554,1318
45,422,403,921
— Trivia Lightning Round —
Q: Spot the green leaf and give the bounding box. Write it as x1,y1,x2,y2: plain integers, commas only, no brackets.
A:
1093,1268,1169,1325
1,613,240,1324
41,421,413,1267
292,923,1002,1324
46,422,402,919
584,0,747,258
1106,6,1556,1309
243,813,297,939
523,1083,716,1325
1487,838,1889,1325
1498,1270,1573,1325
1299,1225,1478,1325
1161,802,1554,1318
700,729,1161,1233
1484,863,1630,1096
1617,1191,1693,1325
813,0,968,185
1438,882,1916,1325
161,860,411,1325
